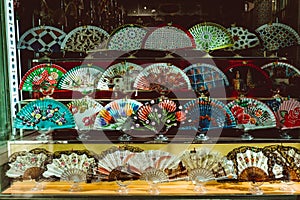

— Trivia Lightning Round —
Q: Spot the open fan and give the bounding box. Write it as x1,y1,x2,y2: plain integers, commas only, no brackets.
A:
142,24,195,50
57,64,104,95
97,61,143,91
255,23,300,51
276,99,300,130
17,26,66,53
14,98,75,131
19,63,67,93
107,24,148,51
61,25,109,53
183,63,229,93
133,63,191,93
188,22,234,52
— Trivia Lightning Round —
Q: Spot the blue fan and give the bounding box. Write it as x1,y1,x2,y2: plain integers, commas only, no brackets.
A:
14,98,75,131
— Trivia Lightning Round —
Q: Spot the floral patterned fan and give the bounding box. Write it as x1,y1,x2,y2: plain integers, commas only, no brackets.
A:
17,26,66,53
133,63,191,92
276,99,300,130
19,63,67,92
107,24,148,51
14,98,75,131
142,24,195,50
61,25,109,53
227,98,276,131
188,22,234,52
225,26,260,51
255,23,300,51
57,64,104,95
183,63,229,93
97,61,143,91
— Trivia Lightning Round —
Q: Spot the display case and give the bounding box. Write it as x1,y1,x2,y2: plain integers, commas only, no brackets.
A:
1,0,300,199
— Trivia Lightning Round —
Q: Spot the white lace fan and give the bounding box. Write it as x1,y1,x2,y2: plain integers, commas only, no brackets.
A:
276,99,300,130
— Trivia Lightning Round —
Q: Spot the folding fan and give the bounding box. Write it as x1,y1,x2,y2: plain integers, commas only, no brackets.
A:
133,63,191,92
142,24,195,50
188,22,234,52
97,61,143,91
183,63,229,92
14,98,75,130
61,25,109,53
182,97,236,131
276,99,300,130
107,24,148,51
17,26,66,53
67,97,103,130
227,98,276,131
19,63,67,92
255,23,300,51
261,61,300,80
57,64,104,94
94,99,142,130
225,26,260,51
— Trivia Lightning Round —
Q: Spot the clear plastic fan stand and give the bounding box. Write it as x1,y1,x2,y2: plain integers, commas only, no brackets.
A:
154,129,169,143
194,129,209,141
249,181,264,195
147,179,160,195
279,129,293,139
118,130,132,142
241,126,254,140
77,129,90,141
29,176,44,191
36,128,52,140
280,170,296,193
116,180,132,195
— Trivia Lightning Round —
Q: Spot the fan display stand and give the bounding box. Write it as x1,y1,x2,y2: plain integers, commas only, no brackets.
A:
194,130,209,141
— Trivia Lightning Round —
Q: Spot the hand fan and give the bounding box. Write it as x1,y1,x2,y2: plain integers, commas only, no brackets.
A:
67,97,103,130
17,26,66,53
133,63,191,92
14,98,75,130
188,22,234,52
182,97,236,131
227,98,276,131
261,61,300,81
142,24,195,50
19,63,67,92
57,64,104,95
61,25,109,53
225,26,260,51
255,23,300,51
276,99,300,130
94,99,142,130
97,61,143,91
107,24,148,51
183,63,229,92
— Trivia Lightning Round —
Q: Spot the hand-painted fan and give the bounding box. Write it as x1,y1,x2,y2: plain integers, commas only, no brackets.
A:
14,98,75,131
97,61,143,91
225,26,260,51
19,63,67,93
61,25,109,53
94,99,142,130
276,99,300,130
133,63,191,92
182,97,236,131
188,22,234,52
227,98,276,131
183,63,229,92
142,24,195,50
107,24,148,51
255,23,300,51
17,26,66,53
57,64,104,95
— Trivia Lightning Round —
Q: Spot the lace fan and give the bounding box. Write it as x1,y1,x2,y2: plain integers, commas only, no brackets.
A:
276,99,300,130
14,98,75,130
107,24,148,51
188,22,234,52
57,64,104,95
255,23,300,51
227,98,276,131
19,63,67,92
133,63,191,92
97,61,143,91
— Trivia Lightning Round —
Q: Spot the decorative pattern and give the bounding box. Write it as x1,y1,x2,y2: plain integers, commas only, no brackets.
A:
17,26,66,53
276,99,300,130
261,61,300,80
188,22,234,52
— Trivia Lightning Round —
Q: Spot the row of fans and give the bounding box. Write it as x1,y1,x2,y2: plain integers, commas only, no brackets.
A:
19,61,300,96
17,22,300,54
6,145,300,184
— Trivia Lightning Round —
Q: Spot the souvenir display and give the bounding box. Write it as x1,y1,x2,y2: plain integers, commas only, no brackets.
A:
276,99,300,130
107,24,148,51
17,26,66,53
226,26,260,51
61,25,109,53
97,62,143,91
142,24,195,50
255,22,300,51
188,22,234,52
